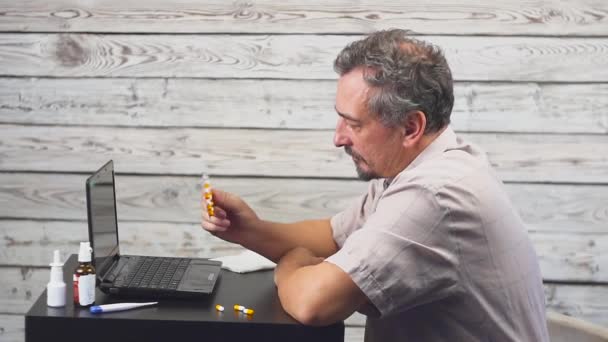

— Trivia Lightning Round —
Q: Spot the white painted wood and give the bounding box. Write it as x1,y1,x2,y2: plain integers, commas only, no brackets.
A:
1,78,606,134
1,174,606,233
0,268,47,315
1,125,607,183
1,0,607,335
1,34,607,81
545,284,608,328
0,314,23,342
0,0,605,36
1,219,606,282
0,174,363,223
0,220,242,267
531,232,608,282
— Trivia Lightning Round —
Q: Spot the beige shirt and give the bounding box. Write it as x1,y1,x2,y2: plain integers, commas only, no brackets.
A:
326,126,549,341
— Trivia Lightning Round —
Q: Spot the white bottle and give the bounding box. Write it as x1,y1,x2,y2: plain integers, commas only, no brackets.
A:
47,250,66,307
73,242,96,307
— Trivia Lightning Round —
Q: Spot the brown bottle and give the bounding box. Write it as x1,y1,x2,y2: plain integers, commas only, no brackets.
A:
73,242,96,307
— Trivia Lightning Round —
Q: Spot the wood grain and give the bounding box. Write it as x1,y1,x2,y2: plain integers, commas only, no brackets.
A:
1,78,606,134
0,220,242,267
0,0,605,36
1,125,607,183
0,314,23,342
1,34,607,81
545,284,608,328
1,174,606,233
1,1,607,340
1,219,606,282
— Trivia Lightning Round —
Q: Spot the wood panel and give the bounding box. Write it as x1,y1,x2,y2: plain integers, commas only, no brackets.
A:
0,267,48,315
0,0,605,36
1,34,607,81
0,174,362,223
1,174,607,233
531,232,608,282
545,284,608,328
1,0,606,339
1,125,607,183
0,314,23,342
1,78,606,134
0,220,242,267
2,219,606,282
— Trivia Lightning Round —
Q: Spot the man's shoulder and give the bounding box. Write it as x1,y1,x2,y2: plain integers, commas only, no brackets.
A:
395,147,494,193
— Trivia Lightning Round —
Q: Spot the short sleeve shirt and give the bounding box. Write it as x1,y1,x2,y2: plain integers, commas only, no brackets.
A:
325,126,549,342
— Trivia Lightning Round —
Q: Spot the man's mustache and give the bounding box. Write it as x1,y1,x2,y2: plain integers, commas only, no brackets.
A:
345,146,362,161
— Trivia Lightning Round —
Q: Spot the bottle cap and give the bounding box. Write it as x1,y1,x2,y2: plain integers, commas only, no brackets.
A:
50,250,63,267
47,249,66,307
78,242,92,262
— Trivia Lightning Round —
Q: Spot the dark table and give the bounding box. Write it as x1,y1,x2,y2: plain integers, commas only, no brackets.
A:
26,254,344,342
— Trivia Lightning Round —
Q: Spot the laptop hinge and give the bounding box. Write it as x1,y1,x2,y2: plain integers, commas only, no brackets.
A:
99,255,123,284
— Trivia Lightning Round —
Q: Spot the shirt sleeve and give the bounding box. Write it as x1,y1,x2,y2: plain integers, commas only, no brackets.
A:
325,184,461,317
330,179,385,247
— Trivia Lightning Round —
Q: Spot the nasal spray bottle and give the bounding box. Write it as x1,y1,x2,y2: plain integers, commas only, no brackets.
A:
46,250,66,307
73,242,96,307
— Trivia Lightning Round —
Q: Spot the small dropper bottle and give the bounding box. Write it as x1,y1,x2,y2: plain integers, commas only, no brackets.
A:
47,250,66,307
73,242,96,307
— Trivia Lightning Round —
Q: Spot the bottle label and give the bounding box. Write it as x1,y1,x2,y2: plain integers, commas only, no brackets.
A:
74,274,96,306
73,274,79,304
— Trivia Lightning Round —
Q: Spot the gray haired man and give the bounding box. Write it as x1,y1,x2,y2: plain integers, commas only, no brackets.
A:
202,29,550,341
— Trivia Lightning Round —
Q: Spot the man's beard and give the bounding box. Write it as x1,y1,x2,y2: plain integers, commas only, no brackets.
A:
345,146,380,181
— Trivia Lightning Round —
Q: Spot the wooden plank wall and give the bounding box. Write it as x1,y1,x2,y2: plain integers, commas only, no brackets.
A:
1,1,607,340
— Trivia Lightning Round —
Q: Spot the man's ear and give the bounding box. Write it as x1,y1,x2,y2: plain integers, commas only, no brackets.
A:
402,110,426,147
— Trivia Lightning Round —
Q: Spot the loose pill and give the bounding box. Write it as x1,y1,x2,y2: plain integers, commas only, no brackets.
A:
234,304,245,311
243,308,254,315
215,304,224,312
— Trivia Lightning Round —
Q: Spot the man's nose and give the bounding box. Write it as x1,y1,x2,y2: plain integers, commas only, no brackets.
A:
334,117,351,147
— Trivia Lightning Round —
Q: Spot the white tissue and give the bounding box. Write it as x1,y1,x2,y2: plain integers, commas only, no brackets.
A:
211,250,276,273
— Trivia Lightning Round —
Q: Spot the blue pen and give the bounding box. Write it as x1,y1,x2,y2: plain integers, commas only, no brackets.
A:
89,302,158,313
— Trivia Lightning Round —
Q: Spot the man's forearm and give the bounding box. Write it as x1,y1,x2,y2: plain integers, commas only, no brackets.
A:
274,248,323,287
275,247,368,326
241,219,338,263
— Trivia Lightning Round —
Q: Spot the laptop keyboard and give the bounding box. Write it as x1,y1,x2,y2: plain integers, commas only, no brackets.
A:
115,257,191,290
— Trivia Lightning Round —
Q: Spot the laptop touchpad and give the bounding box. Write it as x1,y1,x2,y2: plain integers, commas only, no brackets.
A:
178,262,220,292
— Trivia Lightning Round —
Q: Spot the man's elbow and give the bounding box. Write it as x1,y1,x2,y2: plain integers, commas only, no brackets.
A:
280,286,335,326
288,300,331,326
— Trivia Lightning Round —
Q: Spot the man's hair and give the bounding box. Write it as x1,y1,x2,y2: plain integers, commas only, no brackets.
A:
334,29,454,133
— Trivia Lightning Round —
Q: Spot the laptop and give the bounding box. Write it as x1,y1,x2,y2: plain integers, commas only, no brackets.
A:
86,160,222,298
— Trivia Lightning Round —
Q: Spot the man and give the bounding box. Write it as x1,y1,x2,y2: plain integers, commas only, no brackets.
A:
202,29,549,341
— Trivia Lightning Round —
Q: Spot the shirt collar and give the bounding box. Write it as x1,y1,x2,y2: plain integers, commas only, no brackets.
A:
383,126,457,189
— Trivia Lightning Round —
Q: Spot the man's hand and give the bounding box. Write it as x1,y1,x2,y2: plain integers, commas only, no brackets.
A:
201,188,260,246
274,247,370,326
201,188,337,262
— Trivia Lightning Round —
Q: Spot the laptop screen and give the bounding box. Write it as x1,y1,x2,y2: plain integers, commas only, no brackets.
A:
86,160,120,277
